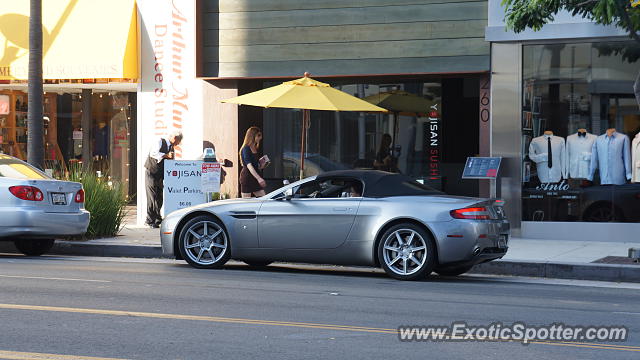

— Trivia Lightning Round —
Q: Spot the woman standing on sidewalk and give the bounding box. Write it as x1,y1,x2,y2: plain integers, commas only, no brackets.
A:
239,126,267,198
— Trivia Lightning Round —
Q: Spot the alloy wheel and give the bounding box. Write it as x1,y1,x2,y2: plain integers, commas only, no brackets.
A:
182,220,228,266
382,228,427,276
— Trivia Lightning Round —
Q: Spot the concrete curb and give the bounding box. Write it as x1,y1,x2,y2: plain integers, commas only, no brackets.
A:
0,241,164,259
471,260,640,283
3,241,639,283
51,242,164,258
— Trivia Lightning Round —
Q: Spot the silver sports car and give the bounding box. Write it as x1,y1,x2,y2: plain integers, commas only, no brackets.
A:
161,170,510,280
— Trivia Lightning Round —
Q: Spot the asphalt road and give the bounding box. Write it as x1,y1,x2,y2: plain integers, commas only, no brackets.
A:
0,254,639,360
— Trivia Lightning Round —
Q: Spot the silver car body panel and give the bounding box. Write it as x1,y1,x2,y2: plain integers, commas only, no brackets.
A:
0,174,90,239
161,176,510,267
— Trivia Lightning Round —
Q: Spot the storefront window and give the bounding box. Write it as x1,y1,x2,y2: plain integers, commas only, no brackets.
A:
0,90,136,196
521,41,640,223
261,78,482,197
63,92,135,195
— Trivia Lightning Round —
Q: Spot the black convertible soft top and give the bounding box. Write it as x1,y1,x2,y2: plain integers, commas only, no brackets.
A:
316,170,442,198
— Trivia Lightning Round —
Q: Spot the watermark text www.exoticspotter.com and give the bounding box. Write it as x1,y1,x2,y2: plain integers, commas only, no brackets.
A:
398,322,628,344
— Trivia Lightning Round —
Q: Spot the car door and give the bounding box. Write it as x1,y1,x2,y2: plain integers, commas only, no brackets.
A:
257,177,362,249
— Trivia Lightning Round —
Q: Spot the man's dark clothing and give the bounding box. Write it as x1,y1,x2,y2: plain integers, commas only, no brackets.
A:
144,138,172,225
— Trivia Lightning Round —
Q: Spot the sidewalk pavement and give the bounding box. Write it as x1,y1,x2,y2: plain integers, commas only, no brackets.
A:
1,224,639,283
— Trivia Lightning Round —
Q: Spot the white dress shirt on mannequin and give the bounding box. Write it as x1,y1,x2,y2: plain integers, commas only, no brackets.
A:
566,132,597,179
528,134,566,183
588,131,632,185
632,132,640,183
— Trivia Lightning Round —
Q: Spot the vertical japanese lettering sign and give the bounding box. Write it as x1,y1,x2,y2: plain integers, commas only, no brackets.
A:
425,102,441,187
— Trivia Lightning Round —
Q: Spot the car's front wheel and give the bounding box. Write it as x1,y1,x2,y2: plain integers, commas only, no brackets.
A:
14,239,55,256
378,224,436,280
178,215,230,269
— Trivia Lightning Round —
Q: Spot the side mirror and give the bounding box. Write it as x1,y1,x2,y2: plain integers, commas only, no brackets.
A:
276,194,294,201
275,188,294,201
284,188,294,200
283,179,290,185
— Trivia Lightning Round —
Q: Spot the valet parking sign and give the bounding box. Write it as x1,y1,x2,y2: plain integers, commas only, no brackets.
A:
163,160,205,216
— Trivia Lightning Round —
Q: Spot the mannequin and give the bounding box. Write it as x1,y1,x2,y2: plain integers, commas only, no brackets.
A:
93,121,110,157
589,128,631,185
632,131,640,183
528,130,567,183
566,128,597,179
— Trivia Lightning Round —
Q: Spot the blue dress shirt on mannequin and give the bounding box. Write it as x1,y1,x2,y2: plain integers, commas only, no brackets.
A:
588,131,632,185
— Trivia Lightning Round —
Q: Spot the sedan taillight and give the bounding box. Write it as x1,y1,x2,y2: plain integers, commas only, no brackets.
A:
75,189,85,203
450,207,491,220
9,186,44,201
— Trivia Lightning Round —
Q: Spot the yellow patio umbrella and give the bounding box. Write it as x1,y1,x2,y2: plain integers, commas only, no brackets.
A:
222,74,388,179
363,90,435,157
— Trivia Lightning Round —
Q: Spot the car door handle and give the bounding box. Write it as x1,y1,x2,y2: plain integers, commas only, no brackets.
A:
333,207,347,211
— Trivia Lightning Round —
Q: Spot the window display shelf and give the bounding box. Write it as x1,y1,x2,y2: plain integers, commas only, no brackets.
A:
0,90,62,162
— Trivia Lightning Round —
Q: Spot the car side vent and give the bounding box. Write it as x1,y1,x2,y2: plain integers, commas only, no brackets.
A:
230,211,257,219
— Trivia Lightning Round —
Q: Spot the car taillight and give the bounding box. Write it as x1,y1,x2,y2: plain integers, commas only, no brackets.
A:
9,186,44,201
450,207,491,220
75,189,85,203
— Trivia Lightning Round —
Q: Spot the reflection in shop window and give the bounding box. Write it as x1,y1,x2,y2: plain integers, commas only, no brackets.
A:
522,41,640,223
261,79,482,197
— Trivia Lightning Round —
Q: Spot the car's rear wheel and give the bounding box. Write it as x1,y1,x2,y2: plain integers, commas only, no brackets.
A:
435,265,473,277
14,239,55,256
378,224,436,281
178,215,230,269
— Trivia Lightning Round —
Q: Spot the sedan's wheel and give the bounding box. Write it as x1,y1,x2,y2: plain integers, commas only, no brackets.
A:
14,239,55,256
435,265,473,277
378,224,436,280
178,215,230,269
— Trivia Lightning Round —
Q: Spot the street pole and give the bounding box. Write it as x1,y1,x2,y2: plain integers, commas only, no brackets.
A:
300,109,309,180
81,89,93,168
27,0,44,170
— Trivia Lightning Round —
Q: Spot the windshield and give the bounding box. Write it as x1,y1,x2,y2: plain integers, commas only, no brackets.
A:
0,155,49,179
265,176,317,199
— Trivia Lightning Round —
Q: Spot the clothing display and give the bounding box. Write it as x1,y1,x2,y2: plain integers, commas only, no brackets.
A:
632,132,640,183
588,131,631,185
93,124,110,156
565,132,597,179
528,134,566,183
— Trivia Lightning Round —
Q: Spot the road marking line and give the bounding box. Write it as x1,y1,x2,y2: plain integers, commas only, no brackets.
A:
613,311,640,316
0,350,125,360
0,303,638,352
0,275,110,283
529,341,640,352
0,303,395,334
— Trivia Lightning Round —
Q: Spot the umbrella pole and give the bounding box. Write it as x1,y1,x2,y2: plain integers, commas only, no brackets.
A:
392,112,399,157
300,109,310,180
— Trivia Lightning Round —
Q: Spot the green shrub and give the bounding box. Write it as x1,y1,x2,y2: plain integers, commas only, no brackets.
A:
59,164,129,238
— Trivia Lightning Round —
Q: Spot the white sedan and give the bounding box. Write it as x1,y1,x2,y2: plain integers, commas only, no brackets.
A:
0,154,90,256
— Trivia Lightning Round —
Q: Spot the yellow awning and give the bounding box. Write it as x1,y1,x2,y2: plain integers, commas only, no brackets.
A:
0,0,137,80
